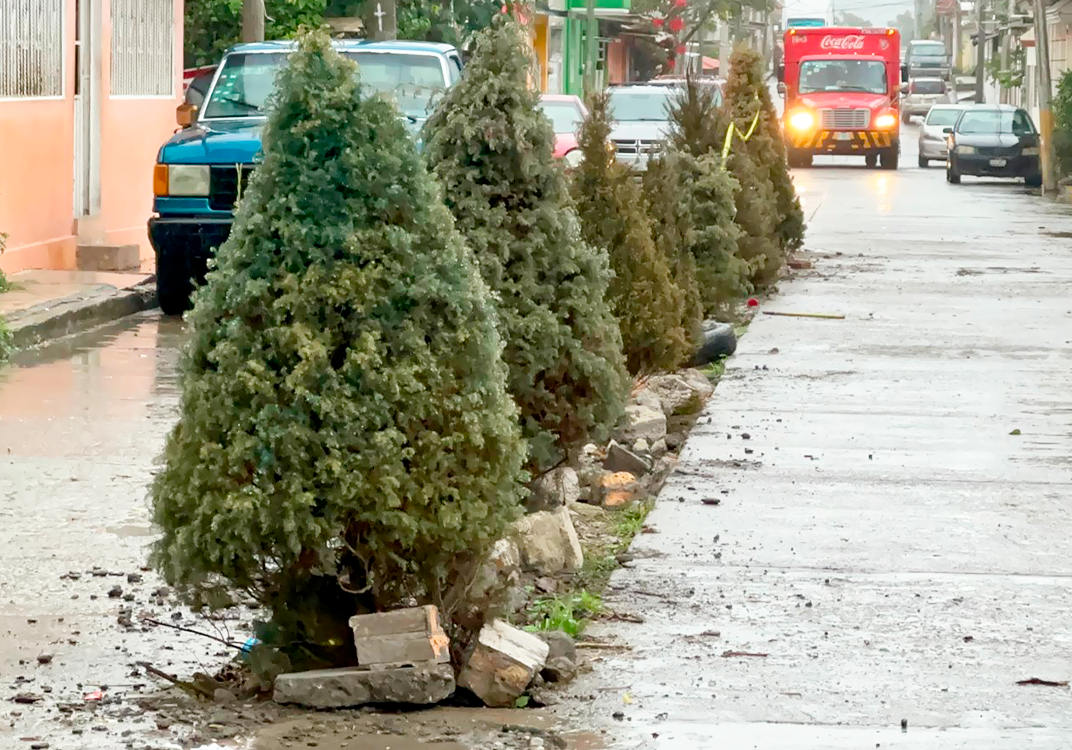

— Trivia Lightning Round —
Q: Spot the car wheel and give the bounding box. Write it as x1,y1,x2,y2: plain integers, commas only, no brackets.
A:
918,155,928,168
1025,173,1042,188
156,250,193,316
946,158,961,184
880,148,899,170
865,154,878,168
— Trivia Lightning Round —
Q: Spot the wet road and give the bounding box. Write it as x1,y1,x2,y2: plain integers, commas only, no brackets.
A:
560,125,1072,747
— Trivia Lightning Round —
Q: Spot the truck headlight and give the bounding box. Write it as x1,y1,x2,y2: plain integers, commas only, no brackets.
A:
154,164,211,197
957,145,976,155
788,110,815,131
874,113,897,129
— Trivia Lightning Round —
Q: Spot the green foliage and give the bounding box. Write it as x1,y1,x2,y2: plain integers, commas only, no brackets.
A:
423,16,629,472
524,590,603,636
184,0,328,67
722,45,804,288
1053,69,1072,177
646,79,747,319
395,0,501,45
150,31,527,662
986,46,1025,89
572,91,691,375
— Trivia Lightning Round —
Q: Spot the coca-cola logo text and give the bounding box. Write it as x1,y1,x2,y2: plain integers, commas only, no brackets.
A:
820,35,866,50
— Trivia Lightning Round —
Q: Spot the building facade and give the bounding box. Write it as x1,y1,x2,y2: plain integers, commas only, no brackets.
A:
0,0,184,275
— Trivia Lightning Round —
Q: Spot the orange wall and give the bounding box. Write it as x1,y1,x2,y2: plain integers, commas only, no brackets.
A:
0,0,182,276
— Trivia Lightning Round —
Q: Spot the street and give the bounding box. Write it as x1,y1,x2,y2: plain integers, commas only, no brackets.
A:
2,121,1071,749
557,125,1072,748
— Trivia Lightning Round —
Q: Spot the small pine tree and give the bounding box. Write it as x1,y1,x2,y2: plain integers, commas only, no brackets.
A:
645,78,748,318
150,31,527,663
571,90,690,375
722,46,806,284
423,16,629,471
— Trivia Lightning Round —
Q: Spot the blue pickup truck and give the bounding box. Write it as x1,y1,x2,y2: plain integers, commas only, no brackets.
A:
149,40,464,315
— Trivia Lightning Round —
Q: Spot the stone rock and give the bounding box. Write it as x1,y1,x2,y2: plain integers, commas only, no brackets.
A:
569,500,606,519
665,431,687,451
458,620,549,707
537,630,577,663
541,655,577,683
513,506,583,574
273,663,455,708
469,538,524,616
632,438,650,454
213,688,237,704
651,438,668,457
603,440,651,476
599,472,637,507
350,606,450,667
350,605,441,640
528,467,581,512
644,371,714,417
617,399,667,444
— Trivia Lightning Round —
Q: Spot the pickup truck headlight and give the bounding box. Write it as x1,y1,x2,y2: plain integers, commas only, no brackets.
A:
957,145,976,155
874,113,897,129
154,164,211,197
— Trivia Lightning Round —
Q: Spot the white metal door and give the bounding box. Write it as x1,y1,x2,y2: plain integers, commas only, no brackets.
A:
73,0,96,217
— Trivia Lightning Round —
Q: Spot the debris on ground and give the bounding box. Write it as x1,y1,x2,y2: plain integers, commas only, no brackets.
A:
458,619,550,707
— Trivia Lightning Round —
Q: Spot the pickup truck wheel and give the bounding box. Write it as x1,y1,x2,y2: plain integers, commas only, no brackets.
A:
1025,173,1042,188
946,158,961,184
880,148,899,170
156,251,193,316
918,155,929,168
865,154,878,168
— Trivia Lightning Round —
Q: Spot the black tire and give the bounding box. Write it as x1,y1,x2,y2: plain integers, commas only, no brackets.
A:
1025,173,1042,188
918,156,929,168
788,149,811,168
880,148,899,170
865,154,878,168
946,158,961,184
690,321,737,366
156,251,193,316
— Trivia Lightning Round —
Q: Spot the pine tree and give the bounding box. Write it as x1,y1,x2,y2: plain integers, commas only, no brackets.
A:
571,90,690,375
644,77,748,319
150,31,527,663
423,16,629,471
722,45,805,286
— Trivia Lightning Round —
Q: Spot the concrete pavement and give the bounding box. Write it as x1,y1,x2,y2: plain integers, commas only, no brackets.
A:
558,127,1072,748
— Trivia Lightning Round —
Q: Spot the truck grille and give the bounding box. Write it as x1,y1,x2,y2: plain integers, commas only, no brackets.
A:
209,165,255,211
613,138,662,156
819,108,870,130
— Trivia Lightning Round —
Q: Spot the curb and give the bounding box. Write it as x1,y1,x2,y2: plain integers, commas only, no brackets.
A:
8,280,159,351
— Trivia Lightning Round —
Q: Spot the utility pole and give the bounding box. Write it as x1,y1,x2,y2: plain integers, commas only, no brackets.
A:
242,0,265,42
975,0,985,103
999,0,1012,102
719,17,731,77
584,0,596,96
1034,0,1057,191
364,0,397,41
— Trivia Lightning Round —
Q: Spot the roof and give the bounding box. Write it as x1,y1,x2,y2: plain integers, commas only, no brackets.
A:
226,40,457,55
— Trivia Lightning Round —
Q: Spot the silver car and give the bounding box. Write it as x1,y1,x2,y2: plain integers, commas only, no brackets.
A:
902,77,954,122
606,81,722,171
917,104,965,167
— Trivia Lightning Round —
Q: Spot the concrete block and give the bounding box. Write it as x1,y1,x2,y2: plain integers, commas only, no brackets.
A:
603,439,651,476
76,244,141,272
350,605,441,640
458,619,549,707
273,663,455,708
355,632,450,666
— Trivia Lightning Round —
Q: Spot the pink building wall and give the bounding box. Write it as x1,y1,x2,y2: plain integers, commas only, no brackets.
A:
0,0,184,275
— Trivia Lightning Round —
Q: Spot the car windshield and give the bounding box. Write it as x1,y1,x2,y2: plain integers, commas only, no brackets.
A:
608,89,673,121
911,42,946,58
798,59,886,94
957,110,1034,135
202,50,447,120
539,101,584,133
925,108,963,126
912,79,944,95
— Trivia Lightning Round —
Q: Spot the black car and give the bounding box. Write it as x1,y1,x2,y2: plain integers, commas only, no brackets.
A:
945,105,1042,186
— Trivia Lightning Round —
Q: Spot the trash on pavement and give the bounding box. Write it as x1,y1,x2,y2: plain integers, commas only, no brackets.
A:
1015,677,1069,687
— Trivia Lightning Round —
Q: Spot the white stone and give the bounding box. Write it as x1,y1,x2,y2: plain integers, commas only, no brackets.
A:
644,370,715,417
513,506,583,574
618,402,667,444
529,466,581,511
458,620,549,707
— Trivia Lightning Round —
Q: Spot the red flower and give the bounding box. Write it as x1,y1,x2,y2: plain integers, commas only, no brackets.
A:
674,0,688,6
652,16,664,28
668,16,684,32
747,298,759,307
675,43,687,55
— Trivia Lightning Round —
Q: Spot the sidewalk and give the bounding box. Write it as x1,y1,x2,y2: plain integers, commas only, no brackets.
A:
2,270,158,350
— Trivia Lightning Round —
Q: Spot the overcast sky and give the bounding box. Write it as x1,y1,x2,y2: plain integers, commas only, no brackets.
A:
781,0,917,27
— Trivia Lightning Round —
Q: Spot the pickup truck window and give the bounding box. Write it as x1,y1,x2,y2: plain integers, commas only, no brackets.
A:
799,59,886,95
202,49,449,121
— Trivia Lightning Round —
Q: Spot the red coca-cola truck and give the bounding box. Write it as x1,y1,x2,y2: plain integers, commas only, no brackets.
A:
777,27,908,169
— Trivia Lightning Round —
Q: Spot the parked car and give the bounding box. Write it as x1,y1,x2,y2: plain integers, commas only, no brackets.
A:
917,103,964,167
149,40,464,315
904,39,950,79
537,94,587,165
901,77,954,123
606,80,721,171
945,104,1042,186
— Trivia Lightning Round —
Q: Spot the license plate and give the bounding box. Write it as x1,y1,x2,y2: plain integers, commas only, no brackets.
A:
990,158,1007,167
834,132,852,141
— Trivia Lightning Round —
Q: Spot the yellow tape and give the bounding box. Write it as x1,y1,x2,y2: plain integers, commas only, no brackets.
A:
720,108,762,165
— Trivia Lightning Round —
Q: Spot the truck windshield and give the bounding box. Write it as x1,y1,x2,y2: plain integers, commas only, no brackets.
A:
911,42,946,58
608,89,674,121
798,60,886,94
202,50,447,120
